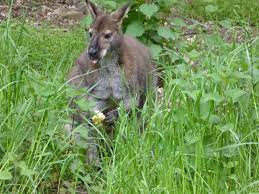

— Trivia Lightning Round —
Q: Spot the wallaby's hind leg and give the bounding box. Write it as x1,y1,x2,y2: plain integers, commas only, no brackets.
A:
67,96,108,166
85,98,108,166
86,125,100,166
65,122,101,166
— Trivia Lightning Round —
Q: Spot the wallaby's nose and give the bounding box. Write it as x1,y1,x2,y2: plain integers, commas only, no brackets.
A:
88,48,98,58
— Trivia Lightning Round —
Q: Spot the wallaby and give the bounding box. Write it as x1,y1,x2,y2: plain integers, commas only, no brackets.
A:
67,0,157,165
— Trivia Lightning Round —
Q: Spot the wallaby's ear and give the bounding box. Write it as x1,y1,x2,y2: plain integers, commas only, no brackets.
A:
111,3,131,25
85,0,103,19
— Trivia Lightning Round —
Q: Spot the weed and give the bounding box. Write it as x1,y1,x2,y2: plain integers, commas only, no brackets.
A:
0,1,258,193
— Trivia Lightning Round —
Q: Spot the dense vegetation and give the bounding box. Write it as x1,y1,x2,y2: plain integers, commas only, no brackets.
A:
0,0,258,193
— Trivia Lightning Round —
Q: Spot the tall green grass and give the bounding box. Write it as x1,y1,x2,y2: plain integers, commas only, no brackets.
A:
0,19,258,193
179,0,259,25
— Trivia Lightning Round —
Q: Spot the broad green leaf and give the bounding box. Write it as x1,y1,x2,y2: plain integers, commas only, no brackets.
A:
162,0,178,5
254,83,259,97
229,174,238,182
139,4,159,19
149,44,162,59
75,98,95,112
173,65,188,76
125,21,145,37
37,89,51,97
218,123,234,133
187,24,197,30
239,93,250,111
219,19,232,28
7,153,17,162
223,147,238,158
70,159,84,174
232,71,251,80
75,125,88,139
173,109,187,123
200,101,210,119
0,170,12,180
82,174,92,183
157,27,175,39
205,4,218,13
252,68,259,83
17,161,28,169
75,139,88,149
201,92,224,103
37,86,55,97
188,49,200,58
193,71,208,80
225,89,246,102
171,18,186,27
206,34,223,45
102,1,117,10
175,40,189,49
73,126,89,148
18,161,37,176
184,130,199,145
172,79,193,90
208,114,221,124
21,169,37,176
80,15,93,28
92,186,105,193
66,86,87,98
169,52,180,62
224,161,238,168
211,72,222,83
183,90,200,101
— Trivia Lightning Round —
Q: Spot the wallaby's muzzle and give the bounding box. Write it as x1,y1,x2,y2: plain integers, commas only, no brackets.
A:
88,47,99,61
88,36,101,63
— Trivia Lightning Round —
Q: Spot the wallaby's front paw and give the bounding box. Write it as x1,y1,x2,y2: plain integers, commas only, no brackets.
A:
87,145,101,167
105,109,119,124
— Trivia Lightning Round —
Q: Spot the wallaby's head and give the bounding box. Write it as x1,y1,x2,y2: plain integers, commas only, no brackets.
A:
85,0,130,64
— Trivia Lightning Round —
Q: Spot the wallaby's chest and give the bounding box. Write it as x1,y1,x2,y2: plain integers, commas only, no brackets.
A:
91,57,126,101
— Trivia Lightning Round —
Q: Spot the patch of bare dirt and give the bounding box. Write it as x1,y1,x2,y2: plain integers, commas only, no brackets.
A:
169,15,258,44
0,0,257,40
0,0,88,27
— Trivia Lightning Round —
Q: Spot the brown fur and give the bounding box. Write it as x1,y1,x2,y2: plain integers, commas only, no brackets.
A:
67,1,157,165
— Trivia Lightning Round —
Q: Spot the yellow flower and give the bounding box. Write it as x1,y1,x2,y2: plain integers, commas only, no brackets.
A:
92,112,106,125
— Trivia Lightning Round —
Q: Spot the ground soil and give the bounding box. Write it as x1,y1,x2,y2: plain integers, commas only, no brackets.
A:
0,0,257,42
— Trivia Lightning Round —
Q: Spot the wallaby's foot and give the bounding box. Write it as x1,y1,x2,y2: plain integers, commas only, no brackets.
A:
87,145,101,167
105,109,119,124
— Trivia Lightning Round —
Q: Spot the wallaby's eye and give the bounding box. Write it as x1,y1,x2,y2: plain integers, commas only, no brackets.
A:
89,32,93,38
104,32,112,39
